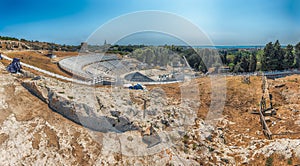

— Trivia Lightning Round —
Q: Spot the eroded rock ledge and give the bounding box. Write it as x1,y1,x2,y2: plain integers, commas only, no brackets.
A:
22,78,139,133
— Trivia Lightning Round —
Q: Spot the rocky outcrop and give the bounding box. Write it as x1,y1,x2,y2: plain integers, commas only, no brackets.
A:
0,40,30,50
22,78,140,133
3,61,300,165
21,79,49,103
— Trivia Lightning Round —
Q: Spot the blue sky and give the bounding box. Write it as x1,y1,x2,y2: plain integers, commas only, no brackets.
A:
0,0,299,45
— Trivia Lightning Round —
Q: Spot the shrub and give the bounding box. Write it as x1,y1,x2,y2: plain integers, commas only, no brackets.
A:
287,158,292,165
265,157,273,166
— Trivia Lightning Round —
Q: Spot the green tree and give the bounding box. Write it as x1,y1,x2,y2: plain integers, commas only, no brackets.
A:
283,44,294,69
186,54,200,69
233,52,241,65
198,60,208,73
295,42,300,68
249,54,257,72
261,42,274,71
228,62,235,72
233,63,242,73
240,55,250,72
220,50,228,65
274,40,284,70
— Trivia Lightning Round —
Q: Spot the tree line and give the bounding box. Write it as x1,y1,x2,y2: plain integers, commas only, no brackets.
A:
260,40,300,71
113,40,300,73
0,36,19,41
185,40,300,73
0,36,79,52
218,40,300,73
4,34,298,73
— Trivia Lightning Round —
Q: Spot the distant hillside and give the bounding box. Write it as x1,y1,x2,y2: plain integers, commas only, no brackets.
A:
0,36,80,52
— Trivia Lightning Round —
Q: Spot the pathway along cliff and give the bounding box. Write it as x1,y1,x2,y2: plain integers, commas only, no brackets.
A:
1,53,90,85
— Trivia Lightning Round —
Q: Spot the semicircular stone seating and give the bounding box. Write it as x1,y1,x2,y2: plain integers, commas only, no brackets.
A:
58,54,126,83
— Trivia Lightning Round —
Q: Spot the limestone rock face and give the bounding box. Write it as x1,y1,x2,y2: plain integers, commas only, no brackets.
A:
22,78,141,133
21,79,49,102
2,62,300,165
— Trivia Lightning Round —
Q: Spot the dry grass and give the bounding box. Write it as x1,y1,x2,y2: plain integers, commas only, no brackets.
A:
5,51,77,78
0,133,9,146
268,75,300,139
148,76,265,146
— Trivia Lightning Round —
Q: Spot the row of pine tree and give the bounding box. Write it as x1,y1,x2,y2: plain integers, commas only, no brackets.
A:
261,40,300,71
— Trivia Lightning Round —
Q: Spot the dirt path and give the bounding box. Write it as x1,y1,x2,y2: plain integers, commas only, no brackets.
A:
1,53,90,85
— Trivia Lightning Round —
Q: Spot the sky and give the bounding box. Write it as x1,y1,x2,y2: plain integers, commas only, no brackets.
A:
0,0,299,46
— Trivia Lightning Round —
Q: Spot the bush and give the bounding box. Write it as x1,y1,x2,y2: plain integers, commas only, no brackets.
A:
287,158,292,165
265,157,273,166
